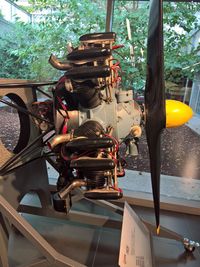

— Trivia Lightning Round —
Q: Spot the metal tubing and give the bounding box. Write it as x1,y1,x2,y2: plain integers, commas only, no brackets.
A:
49,134,71,149
59,180,87,199
0,98,53,125
0,81,57,89
0,127,54,174
49,54,71,70
1,130,55,175
34,86,53,99
1,154,54,176
106,0,115,32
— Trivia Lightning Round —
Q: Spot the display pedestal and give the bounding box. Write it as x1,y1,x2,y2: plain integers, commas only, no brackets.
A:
0,189,199,267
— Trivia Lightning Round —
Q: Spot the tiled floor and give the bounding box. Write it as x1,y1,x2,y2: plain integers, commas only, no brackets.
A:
5,196,200,267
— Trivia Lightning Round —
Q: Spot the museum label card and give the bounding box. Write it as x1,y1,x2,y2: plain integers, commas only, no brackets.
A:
119,202,153,267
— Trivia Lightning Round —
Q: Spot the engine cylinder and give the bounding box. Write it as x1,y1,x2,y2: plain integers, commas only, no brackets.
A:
85,170,106,189
72,80,102,109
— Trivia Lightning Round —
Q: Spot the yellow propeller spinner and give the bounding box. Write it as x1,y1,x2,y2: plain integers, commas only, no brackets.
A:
166,99,193,128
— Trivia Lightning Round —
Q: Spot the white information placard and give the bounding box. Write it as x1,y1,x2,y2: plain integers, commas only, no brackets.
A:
119,202,153,267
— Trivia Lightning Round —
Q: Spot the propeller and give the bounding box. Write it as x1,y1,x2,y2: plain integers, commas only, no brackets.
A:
145,0,165,235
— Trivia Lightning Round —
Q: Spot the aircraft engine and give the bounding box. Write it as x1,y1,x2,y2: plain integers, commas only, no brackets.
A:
44,32,142,212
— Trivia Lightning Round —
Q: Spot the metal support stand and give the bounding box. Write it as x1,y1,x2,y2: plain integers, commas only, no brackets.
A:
31,193,200,251
0,195,86,267
1,189,200,267
0,214,9,267
86,198,200,252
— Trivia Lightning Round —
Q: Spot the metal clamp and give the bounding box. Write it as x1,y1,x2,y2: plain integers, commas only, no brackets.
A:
183,238,200,252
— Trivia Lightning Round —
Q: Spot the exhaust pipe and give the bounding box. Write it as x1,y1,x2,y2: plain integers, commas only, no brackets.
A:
58,179,87,199
48,134,71,149
49,54,71,70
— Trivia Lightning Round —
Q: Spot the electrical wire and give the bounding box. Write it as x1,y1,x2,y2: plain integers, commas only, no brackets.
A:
104,134,119,152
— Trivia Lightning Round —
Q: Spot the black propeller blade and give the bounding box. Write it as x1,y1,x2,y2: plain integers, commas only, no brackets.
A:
145,0,166,234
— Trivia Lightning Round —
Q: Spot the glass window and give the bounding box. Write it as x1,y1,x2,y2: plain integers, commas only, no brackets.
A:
113,1,200,204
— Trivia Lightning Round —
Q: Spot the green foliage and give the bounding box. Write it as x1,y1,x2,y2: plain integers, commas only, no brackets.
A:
113,2,149,90
112,1,200,90
0,24,32,79
0,22,58,80
163,2,200,83
0,0,106,80
0,0,199,89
